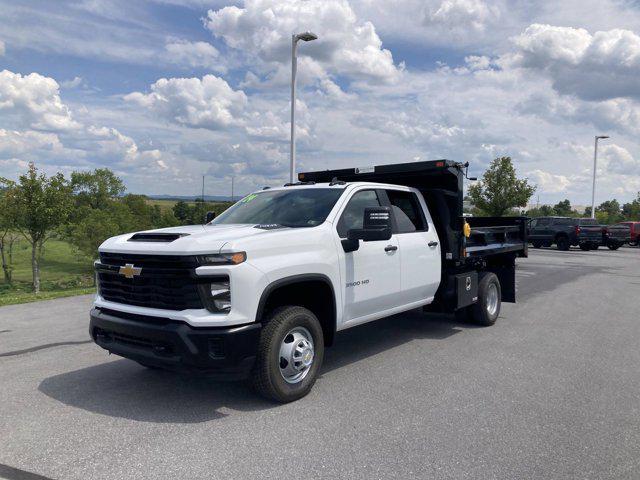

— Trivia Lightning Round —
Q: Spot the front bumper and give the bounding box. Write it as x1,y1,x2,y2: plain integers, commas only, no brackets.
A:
89,307,261,380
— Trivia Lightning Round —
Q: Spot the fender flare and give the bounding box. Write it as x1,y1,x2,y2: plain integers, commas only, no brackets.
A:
255,273,337,343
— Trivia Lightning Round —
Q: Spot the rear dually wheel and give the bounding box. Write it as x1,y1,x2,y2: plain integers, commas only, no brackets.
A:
470,272,501,326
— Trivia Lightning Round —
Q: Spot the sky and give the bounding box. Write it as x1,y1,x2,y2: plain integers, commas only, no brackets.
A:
1,0,640,204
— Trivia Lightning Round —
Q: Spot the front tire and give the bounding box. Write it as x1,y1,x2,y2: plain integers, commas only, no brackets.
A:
579,243,590,251
252,306,324,403
531,240,543,248
608,242,621,250
470,272,501,326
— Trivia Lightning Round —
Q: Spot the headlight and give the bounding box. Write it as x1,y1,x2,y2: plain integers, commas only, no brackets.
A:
198,276,231,313
210,280,231,312
198,252,246,265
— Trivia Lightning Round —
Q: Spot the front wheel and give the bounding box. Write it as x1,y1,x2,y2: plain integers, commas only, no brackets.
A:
608,242,621,250
531,240,543,248
470,272,501,326
251,306,324,403
579,243,590,251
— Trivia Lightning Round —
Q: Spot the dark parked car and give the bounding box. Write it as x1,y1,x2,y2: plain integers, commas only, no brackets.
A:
528,217,603,251
604,223,631,250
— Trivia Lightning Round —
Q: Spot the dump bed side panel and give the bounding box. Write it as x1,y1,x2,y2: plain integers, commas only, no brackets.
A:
465,217,528,258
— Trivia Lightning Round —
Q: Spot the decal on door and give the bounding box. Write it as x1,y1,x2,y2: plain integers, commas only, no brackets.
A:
346,279,370,288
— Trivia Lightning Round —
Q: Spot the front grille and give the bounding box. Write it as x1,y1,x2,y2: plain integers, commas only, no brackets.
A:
97,253,204,311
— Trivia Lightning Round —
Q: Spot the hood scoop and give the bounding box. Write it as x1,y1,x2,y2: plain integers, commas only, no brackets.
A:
128,232,190,242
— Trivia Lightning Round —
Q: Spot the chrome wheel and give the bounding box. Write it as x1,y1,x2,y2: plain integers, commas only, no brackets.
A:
279,326,314,384
486,283,499,316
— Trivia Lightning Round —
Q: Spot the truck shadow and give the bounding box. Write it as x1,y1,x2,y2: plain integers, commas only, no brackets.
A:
322,308,467,374
38,309,467,423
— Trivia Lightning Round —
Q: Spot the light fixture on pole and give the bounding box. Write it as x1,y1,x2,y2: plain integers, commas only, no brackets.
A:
591,135,610,219
290,31,318,183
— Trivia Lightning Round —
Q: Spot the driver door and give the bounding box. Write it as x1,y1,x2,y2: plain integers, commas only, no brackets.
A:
335,189,401,324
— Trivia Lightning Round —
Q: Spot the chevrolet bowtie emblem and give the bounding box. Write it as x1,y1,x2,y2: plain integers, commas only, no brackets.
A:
119,263,142,279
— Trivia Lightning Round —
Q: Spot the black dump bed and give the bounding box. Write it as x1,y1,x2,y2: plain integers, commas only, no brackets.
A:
299,160,528,264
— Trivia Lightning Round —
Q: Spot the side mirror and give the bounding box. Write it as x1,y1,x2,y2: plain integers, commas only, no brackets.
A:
205,211,216,223
347,206,392,242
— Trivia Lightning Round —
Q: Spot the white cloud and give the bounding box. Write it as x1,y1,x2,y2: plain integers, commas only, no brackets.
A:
426,0,500,33
86,125,169,172
124,75,248,130
164,39,226,71
526,169,571,193
0,70,81,131
510,24,640,100
205,0,400,84
0,129,64,156
600,144,639,175
61,76,84,89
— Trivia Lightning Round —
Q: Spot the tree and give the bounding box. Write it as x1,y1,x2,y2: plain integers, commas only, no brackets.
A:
622,193,640,220
70,168,125,210
468,157,536,216
0,191,19,284
173,200,190,222
1,164,73,293
596,199,623,224
552,199,574,216
68,206,127,261
526,205,553,217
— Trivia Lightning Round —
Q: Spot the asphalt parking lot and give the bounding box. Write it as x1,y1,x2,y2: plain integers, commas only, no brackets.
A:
1,247,639,480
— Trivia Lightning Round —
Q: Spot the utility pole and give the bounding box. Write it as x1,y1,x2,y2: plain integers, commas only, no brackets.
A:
290,31,318,183
202,175,205,202
231,176,234,202
591,135,610,218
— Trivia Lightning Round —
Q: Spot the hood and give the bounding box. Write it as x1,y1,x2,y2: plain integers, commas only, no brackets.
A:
98,223,288,255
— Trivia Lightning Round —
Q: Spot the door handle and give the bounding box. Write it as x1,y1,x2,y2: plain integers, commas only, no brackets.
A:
428,241,438,247
384,245,398,252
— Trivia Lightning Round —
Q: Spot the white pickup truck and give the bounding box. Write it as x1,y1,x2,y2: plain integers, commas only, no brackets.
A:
91,160,527,402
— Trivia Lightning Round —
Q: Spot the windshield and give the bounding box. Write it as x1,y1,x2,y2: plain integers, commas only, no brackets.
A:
211,188,344,228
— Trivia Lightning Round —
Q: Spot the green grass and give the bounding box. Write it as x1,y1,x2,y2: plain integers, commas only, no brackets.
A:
0,236,95,306
145,198,196,212
0,287,95,307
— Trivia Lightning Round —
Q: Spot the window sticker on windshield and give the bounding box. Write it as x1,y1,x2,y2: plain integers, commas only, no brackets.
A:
240,194,258,203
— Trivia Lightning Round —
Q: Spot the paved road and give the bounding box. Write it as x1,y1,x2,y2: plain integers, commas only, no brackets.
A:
1,248,639,480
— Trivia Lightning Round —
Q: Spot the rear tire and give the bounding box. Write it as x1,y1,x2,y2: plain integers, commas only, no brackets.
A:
251,306,324,403
579,243,590,251
470,272,501,326
556,236,570,251
608,242,621,250
531,241,543,248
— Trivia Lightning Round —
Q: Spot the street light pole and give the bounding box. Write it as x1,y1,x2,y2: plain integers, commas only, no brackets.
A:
290,31,318,183
591,135,610,218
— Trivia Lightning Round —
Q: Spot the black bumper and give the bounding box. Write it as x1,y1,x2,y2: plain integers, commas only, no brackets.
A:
89,307,261,380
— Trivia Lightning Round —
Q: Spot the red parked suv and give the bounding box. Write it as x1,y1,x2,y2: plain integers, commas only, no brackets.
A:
617,221,640,245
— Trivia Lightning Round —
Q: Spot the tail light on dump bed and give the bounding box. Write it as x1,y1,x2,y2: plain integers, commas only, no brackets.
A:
574,225,581,235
